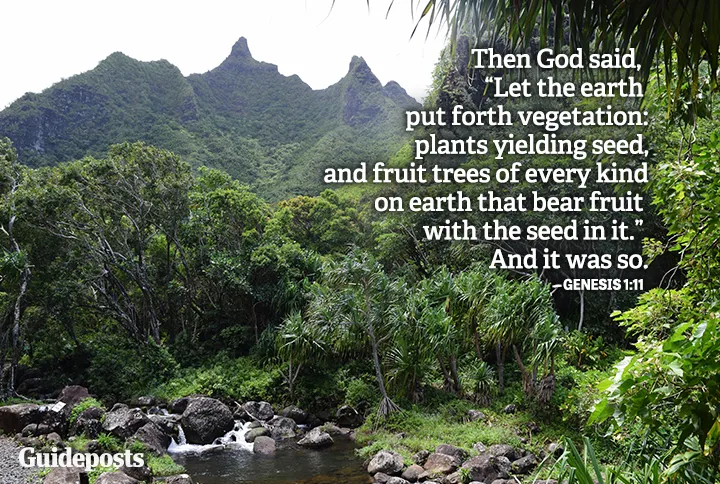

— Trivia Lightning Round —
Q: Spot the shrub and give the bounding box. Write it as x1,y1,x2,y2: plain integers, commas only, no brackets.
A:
69,398,105,427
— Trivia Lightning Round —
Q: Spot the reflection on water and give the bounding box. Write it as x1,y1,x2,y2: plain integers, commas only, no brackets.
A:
171,437,372,484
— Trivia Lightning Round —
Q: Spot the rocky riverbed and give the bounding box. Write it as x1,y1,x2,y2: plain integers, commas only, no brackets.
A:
0,435,43,484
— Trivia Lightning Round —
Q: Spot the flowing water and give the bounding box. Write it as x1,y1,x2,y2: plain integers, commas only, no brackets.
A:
168,421,372,484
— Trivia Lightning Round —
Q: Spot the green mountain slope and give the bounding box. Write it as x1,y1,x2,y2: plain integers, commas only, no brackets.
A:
0,37,419,199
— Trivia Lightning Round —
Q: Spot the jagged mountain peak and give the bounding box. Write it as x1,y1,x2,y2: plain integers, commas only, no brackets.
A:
230,36,252,58
0,36,418,199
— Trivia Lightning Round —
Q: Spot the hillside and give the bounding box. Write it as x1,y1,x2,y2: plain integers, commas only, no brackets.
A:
0,37,419,199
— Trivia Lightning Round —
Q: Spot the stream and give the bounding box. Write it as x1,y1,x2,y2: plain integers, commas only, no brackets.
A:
168,421,372,484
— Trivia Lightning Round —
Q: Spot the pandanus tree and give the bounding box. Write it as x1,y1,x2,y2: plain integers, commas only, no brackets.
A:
486,276,559,398
275,311,327,402
308,250,402,418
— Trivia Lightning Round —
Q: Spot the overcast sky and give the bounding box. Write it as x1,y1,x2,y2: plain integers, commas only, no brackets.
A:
0,0,447,109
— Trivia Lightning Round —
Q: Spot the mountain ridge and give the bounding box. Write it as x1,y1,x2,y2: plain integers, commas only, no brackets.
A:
0,37,419,199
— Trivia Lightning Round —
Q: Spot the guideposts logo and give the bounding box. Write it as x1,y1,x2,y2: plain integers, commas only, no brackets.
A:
18,446,144,472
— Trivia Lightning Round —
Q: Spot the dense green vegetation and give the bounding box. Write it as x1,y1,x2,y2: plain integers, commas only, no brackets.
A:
1,4,720,484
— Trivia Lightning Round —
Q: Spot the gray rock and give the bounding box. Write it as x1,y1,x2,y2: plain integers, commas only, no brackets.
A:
58,386,90,406
367,450,404,475
401,464,424,481
412,449,430,465
102,405,149,439
547,442,565,458
435,444,468,462
118,463,153,483
502,404,516,414
0,404,41,434
253,435,276,454
462,454,510,483
473,442,487,454
22,423,51,437
131,422,171,455
245,426,270,443
443,472,463,484
488,444,521,461
422,452,460,474
169,397,190,415
148,413,180,437
336,405,363,428
46,432,63,444
94,472,140,484
511,453,537,474
164,476,194,484
386,478,410,484
267,416,297,440
242,401,274,421
280,405,308,424
373,472,391,483
467,410,487,422
43,467,88,484
73,406,105,438
297,427,334,449
181,397,234,444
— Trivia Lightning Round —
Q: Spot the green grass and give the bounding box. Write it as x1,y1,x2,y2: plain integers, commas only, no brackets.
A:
356,396,581,465
146,454,185,477
68,435,92,453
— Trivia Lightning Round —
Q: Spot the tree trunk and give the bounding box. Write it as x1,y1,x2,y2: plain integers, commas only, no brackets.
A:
9,266,30,394
496,343,505,394
512,344,535,397
449,355,461,395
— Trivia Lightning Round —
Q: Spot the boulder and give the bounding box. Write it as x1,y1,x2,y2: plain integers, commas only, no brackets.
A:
164,476,194,484
119,463,153,483
473,442,487,454
367,450,404,475
401,464,425,481
132,422,171,455
435,444,467,462
462,454,511,483
242,401,274,421
0,403,41,434
386,478,410,484
373,472,392,483
253,435,276,454
297,427,334,449
46,432,63,445
488,444,521,462
467,410,487,422
423,452,460,474
444,472,464,484
280,405,308,424
502,404,517,414
43,468,88,484
547,442,565,458
22,423,52,437
94,472,140,484
130,396,156,408
148,413,180,438
169,397,191,415
336,405,363,428
511,453,538,474
58,385,90,406
181,397,234,444
102,405,149,439
412,450,430,465
267,416,297,440
245,426,270,443
73,406,106,438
